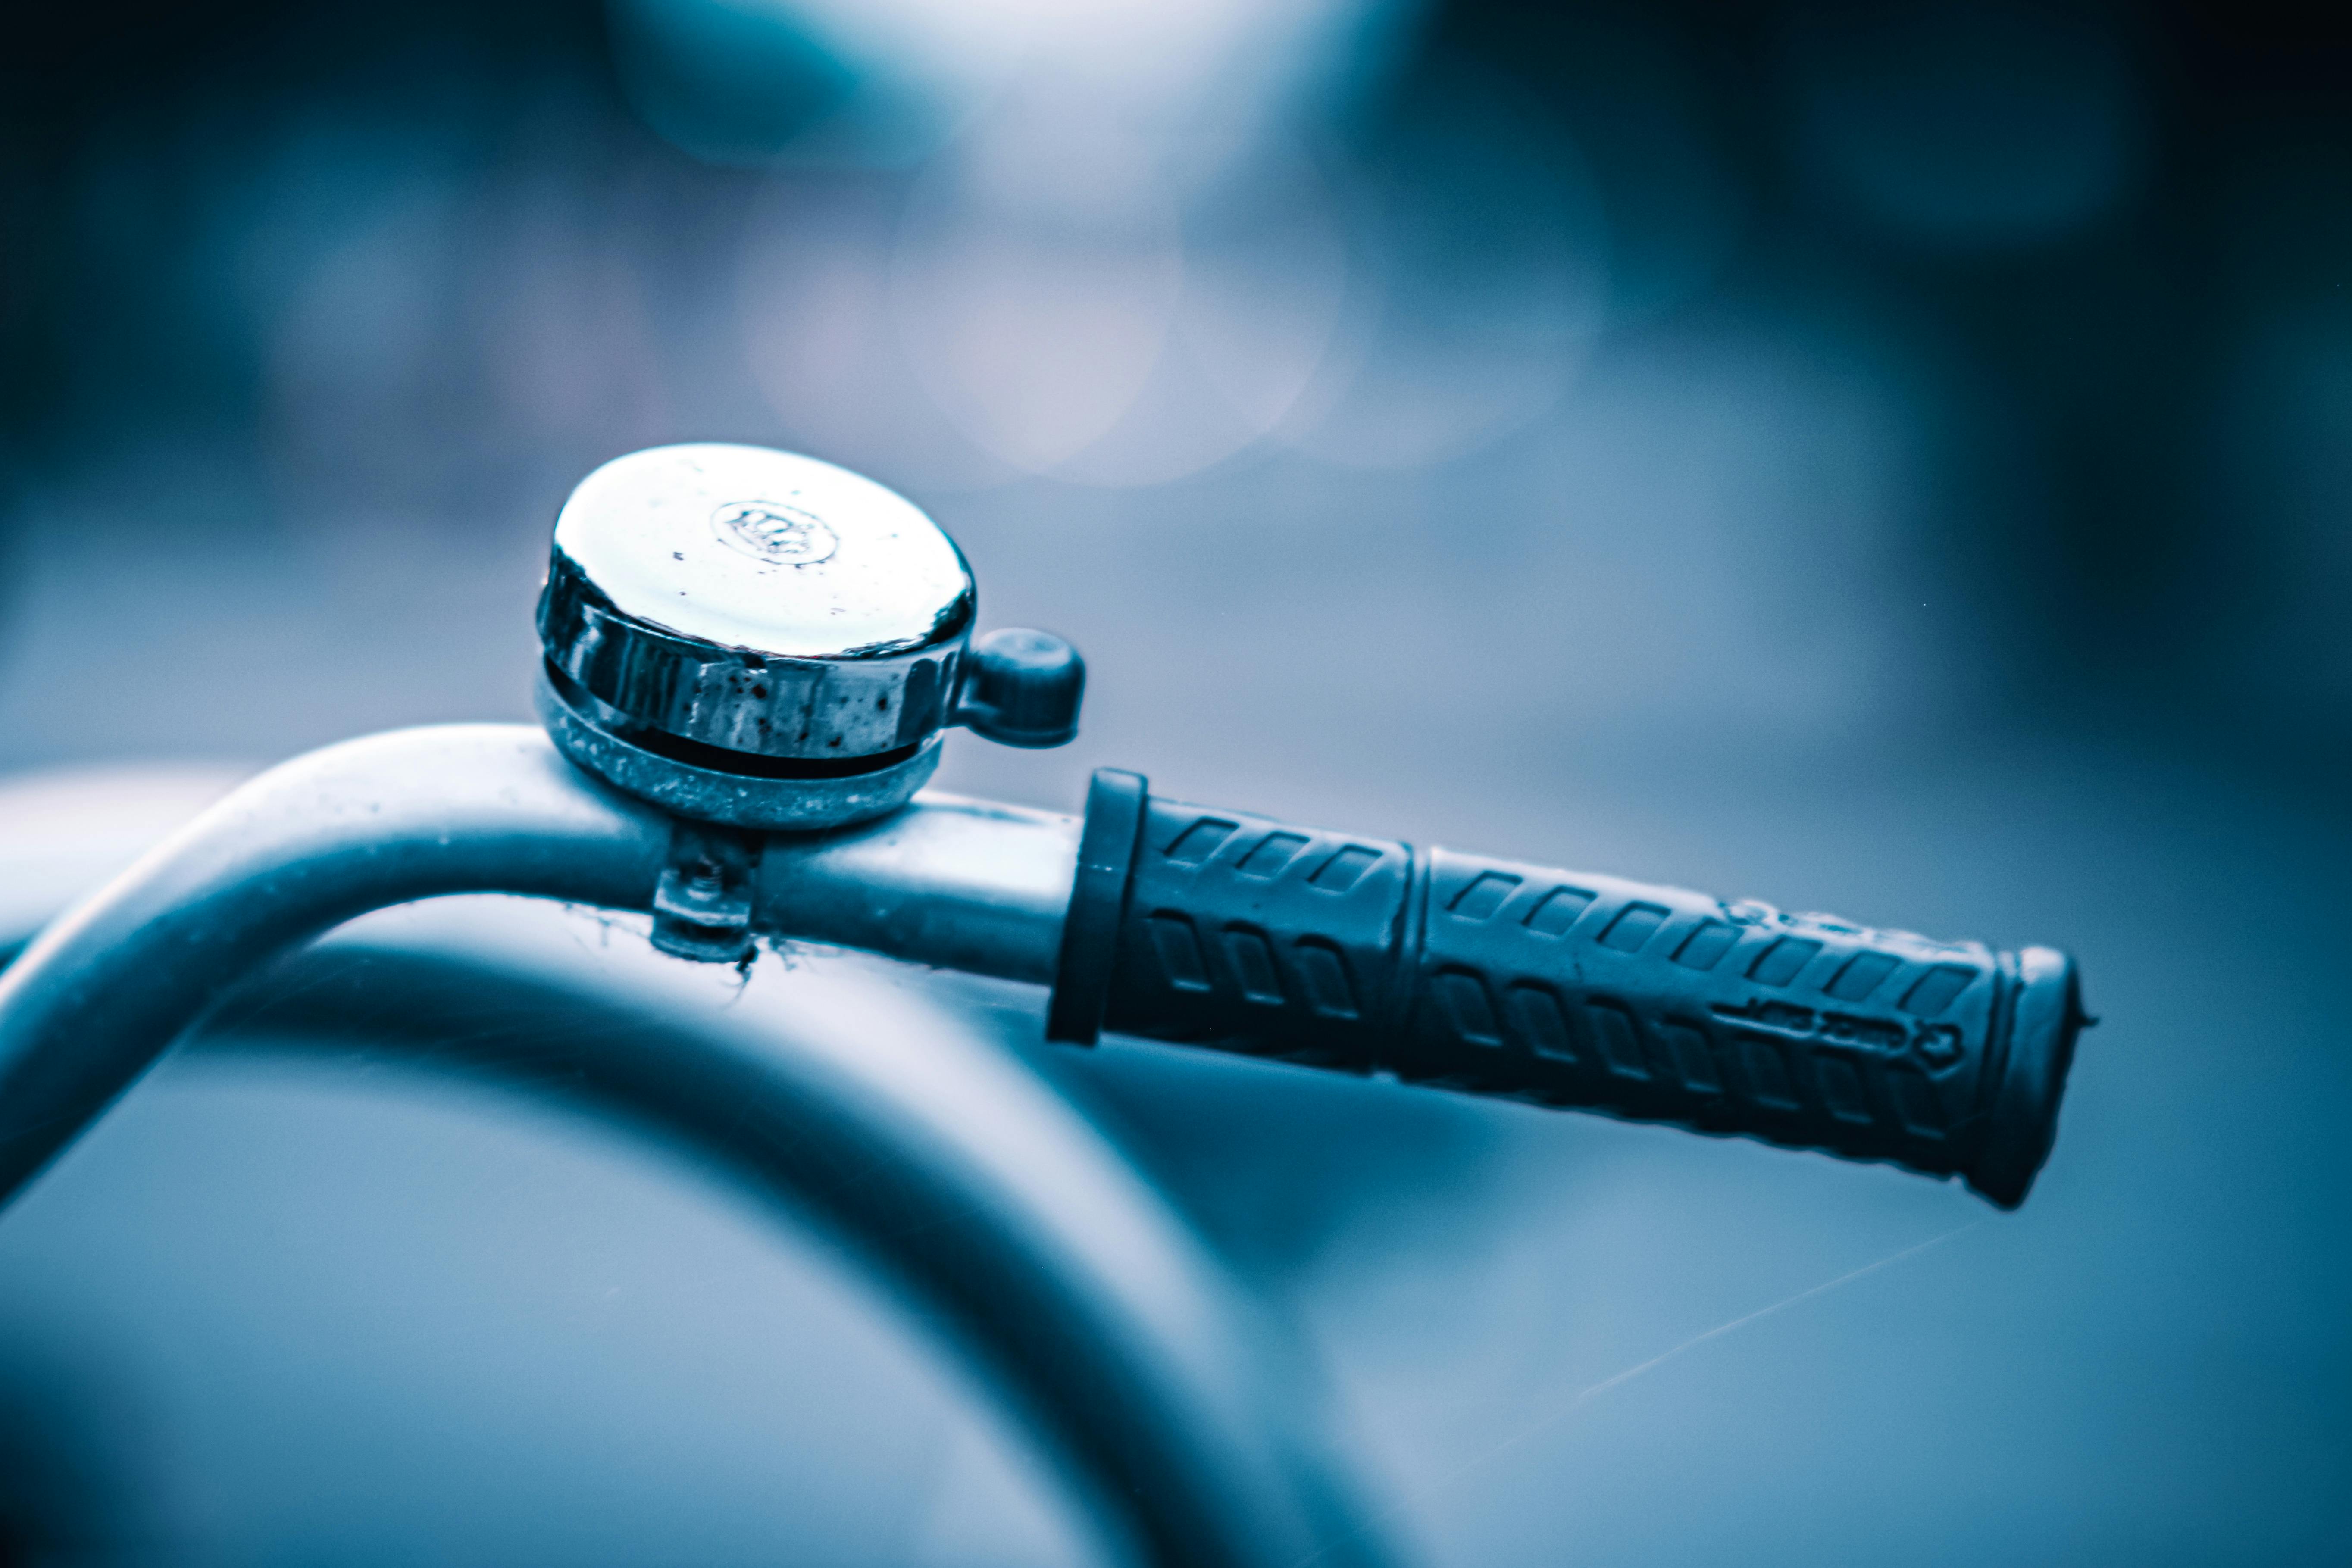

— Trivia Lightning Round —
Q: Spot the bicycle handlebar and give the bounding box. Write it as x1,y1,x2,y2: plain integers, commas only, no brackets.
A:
0,736,2084,1224
1041,772,2084,1209
0,722,2085,1568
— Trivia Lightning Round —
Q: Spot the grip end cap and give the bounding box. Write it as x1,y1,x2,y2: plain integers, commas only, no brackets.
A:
1964,946,2087,1209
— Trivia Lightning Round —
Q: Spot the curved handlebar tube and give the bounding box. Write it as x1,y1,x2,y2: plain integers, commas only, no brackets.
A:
0,728,1387,1568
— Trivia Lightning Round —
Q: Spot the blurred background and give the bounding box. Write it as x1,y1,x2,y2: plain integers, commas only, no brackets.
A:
0,0,2347,1562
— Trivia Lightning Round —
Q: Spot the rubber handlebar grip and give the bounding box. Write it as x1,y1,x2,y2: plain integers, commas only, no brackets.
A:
1063,781,2085,1207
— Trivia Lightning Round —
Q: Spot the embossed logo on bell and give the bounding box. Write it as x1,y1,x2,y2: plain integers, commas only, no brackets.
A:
711,500,838,565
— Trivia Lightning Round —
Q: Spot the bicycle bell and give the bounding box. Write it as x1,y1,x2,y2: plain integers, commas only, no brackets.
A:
537,443,1082,830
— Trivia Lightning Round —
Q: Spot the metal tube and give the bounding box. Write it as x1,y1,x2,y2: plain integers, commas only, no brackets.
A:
0,728,1091,1206
213,907,1380,1568
0,728,1388,1568
0,725,671,1204
757,793,1077,986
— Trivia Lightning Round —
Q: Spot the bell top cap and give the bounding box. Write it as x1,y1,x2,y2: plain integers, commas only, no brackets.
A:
551,443,973,659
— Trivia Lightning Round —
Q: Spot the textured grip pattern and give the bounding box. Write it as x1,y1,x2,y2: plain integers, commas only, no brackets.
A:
1102,799,1411,1074
1095,793,2080,1204
1396,847,2001,1178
